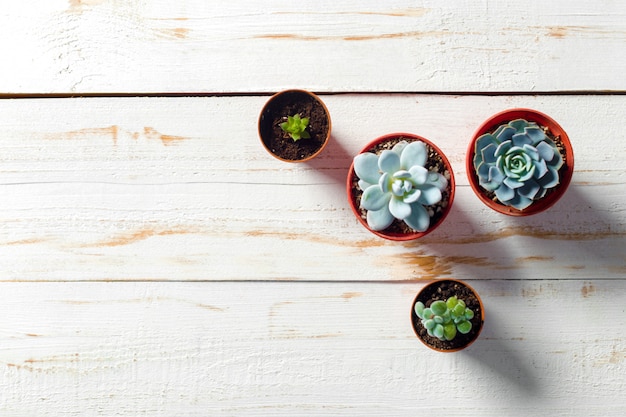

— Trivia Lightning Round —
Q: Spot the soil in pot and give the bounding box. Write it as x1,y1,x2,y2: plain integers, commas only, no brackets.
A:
259,90,330,162
348,135,453,239
411,280,484,352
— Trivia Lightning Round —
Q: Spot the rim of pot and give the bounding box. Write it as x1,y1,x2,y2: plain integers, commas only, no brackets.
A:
258,89,332,163
466,108,574,216
347,132,455,241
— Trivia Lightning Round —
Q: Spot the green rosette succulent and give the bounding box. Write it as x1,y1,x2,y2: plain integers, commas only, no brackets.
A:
414,296,474,341
473,119,564,210
353,140,448,232
280,113,310,141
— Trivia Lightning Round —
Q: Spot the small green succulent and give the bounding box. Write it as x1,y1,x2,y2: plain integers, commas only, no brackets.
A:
414,296,474,341
280,114,310,141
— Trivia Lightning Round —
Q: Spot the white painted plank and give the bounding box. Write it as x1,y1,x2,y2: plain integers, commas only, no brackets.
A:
0,95,624,281
0,280,624,416
2,0,626,93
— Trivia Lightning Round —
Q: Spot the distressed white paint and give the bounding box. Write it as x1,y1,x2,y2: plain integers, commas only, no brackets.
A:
2,1,626,415
0,95,624,281
1,0,626,93
0,280,624,416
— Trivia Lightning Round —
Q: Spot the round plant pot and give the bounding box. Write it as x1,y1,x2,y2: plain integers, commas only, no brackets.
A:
346,133,455,241
411,279,484,352
258,89,331,162
466,108,574,216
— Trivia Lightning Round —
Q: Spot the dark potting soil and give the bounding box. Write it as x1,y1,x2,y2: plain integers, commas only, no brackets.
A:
411,280,483,351
259,91,330,161
350,136,452,235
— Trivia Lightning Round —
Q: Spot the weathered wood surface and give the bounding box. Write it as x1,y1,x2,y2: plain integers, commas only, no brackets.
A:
2,0,626,93
1,280,624,416
0,95,624,281
2,0,626,415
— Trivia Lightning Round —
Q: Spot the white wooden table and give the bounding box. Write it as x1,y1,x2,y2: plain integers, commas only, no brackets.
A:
1,1,625,415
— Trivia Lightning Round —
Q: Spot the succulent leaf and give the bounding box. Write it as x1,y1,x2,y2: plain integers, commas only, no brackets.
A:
536,140,555,162
409,165,428,184
366,205,394,231
495,140,512,158
431,300,447,316
452,303,466,317
404,203,430,232
524,126,546,144
428,172,448,190
495,183,515,202
403,189,421,204
433,324,444,339
512,133,532,147
400,141,428,169
414,301,425,318
481,143,498,164
389,197,411,220
495,126,516,142
354,153,381,186
379,150,401,174
537,166,559,188
457,320,472,334
361,185,391,211
443,323,457,341
475,134,497,153
416,185,442,206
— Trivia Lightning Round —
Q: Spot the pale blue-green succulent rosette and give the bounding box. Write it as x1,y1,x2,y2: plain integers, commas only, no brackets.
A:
473,119,564,210
353,140,448,232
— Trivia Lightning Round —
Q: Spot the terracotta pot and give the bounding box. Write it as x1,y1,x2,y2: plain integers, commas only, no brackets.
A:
258,89,331,162
411,279,484,352
346,133,455,241
466,108,574,216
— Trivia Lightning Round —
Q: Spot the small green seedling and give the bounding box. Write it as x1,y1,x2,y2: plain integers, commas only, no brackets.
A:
280,114,310,141
414,296,474,341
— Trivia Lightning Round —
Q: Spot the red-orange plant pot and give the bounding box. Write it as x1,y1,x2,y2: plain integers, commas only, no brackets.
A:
411,279,484,352
258,89,331,163
346,133,455,241
466,108,574,216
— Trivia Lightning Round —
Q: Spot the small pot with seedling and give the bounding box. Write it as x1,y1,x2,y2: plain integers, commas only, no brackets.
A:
411,279,484,352
346,133,454,241
258,89,331,162
467,108,574,215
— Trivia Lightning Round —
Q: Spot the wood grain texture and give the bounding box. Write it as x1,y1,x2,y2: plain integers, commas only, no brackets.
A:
2,0,626,93
3,1,625,415
0,280,624,416
0,95,624,281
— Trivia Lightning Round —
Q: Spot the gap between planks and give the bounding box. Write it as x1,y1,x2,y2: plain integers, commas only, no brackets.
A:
2,91,626,100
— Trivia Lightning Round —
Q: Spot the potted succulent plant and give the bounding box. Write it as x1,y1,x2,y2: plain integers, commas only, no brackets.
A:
466,108,574,216
346,133,455,241
258,89,331,162
411,279,484,352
